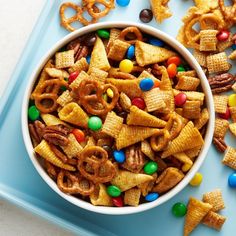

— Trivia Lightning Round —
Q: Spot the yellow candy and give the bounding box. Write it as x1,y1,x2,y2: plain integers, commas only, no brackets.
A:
182,163,192,172
189,172,203,186
119,59,133,73
107,88,114,98
103,93,108,102
228,94,236,107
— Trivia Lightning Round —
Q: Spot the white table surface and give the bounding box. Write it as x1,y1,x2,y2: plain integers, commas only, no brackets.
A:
0,0,74,235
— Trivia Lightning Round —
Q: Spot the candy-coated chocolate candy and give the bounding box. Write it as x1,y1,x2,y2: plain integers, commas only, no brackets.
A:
153,80,160,88
112,196,124,207
172,202,187,217
167,56,181,66
177,66,185,72
60,85,67,91
232,44,236,50
84,33,97,46
148,38,164,47
28,105,40,121
139,9,153,23
97,29,110,39
116,0,130,7
126,45,135,60
107,88,114,98
102,145,113,156
189,172,203,186
69,71,79,84
228,94,236,107
174,92,187,106
219,107,231,120
102,93,108,102
86,55,91,64
72,129,85,142
144,161,158,175
145,192,159,202
88,116,102,131
119,59,133,73
228,173,236,188
107,185,121,197
113,150,126,163
131,97,146,110
167,63,177,78
217,30,230,41
139,78,154,91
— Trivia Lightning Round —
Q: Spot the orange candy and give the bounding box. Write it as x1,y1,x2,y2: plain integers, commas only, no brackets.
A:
153,80,160,88
72,129,85,142
167,63,177,78
167,56,181,66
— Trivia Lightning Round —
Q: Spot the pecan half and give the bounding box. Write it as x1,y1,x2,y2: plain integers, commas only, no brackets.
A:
208,73,235,94
28,120,45,146
67,39,89,61
123,145,146,173
43,124,70,146
213,137,227,153
151,64,162,77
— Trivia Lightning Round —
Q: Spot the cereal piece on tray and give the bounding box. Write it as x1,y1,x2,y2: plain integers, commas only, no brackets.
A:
222,146,236,170
58,102,89,127
102,111,124,138
127,105,166,128
152,167,184,194
162,121,204,158
111,170,153,192
214,118,229,138
229,107,236,122
213,95,228,114
124,188,141,206
150,0,172,23
108,39,130,61
194,0,219,11
119,92,131,111
202,211,226,231
194,108,209,130
69,71,90,90
228,50,236,60
88,37,110,72
184,198,212,236
55,50,74,69
206,52,231,74
45,67,69,78
90,184,113,206
57,90,73,107
202,189,225,212
34,140,75,171
199,30,218,51
229,123,236,136
193,49,208,67
116,125,159,150
89,67,108,84
183,101,201,119
68,57,88,73
141,140,155,160
135,40,176,66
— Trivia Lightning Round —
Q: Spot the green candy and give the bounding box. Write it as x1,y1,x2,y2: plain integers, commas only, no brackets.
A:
88,116,102,131
28,105,40,121
172,202,187,217
60,85,67,91
107,185,121,197
177,66,185,72
144,161,158,175
97,29,110,39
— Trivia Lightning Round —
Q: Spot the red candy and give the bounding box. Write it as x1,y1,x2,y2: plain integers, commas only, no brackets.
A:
217,30,230,41
69,71,80,84
112,196,123,207
167,63,177,78
72,129,85,142
175,92,187,106
167,56,181,66
219,107,231,120
132,97,146,110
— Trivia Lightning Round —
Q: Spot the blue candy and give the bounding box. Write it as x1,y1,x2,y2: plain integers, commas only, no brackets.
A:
116,0,130,7
86,55,91,64
228,173,236,188
232,44,236,50
113,150,126,163
139,78,154,91
145,193,159,202
127,45,135,60
148,38,165,47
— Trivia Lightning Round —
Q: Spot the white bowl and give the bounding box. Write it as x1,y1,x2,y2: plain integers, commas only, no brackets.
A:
22,22,215,215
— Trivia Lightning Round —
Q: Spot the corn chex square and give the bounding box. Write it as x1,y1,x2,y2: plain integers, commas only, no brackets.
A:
55,50,74,69
222,146,236,170
213,95,228,114
214,118,229,138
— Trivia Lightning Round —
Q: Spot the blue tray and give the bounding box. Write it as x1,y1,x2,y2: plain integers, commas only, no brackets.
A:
1,1,236,235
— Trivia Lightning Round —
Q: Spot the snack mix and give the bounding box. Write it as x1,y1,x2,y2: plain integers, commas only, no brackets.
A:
28,26,208,208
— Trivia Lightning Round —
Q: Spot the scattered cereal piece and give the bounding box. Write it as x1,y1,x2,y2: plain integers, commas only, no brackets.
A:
222,146,236,170
150,0,172,23
229,123,236,137
213,95,228,114
214,118,229,139
202,211,226,231
200,30,218,51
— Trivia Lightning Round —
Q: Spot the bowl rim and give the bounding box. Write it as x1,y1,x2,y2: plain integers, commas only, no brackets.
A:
22,21,215,215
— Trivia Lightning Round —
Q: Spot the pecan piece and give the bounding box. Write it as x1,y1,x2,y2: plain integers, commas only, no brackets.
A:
67,39,89,61
123,145,147,173
43,124,70,146
29,120,45,146
151,64,162,77
213,137,227,153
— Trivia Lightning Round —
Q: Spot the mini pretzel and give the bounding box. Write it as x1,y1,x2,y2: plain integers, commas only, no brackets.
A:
57,170,95,195
219,0,236,24
34,79,68,113
150,113,182,151
119,27,143,44
199,13,224,30
78,146,116,183
77,79,119,115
